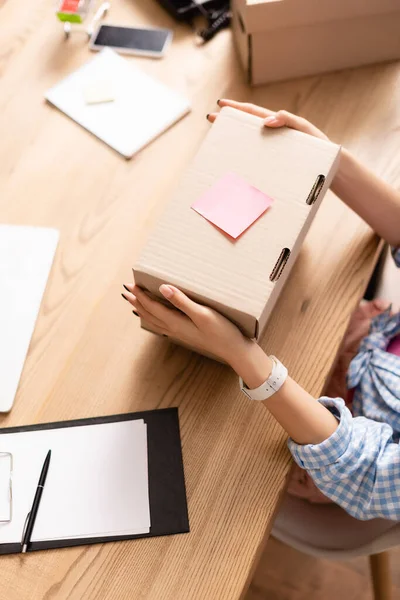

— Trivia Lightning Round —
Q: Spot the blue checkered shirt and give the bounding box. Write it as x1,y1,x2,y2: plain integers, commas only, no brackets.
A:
288,246,400,521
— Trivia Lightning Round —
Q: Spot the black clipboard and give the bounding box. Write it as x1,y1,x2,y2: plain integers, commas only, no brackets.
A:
0,407,189,554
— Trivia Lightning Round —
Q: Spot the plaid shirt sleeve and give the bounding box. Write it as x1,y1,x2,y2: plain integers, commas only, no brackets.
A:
288,397,400,521
392,246,400,267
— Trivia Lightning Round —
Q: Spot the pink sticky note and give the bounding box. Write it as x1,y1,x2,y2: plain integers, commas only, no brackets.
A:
191,173,273,239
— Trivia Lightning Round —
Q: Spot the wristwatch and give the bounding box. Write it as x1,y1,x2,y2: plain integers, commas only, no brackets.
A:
239,356,288,401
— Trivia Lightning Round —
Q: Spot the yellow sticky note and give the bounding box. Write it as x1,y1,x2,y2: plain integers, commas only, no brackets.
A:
83,79,115,105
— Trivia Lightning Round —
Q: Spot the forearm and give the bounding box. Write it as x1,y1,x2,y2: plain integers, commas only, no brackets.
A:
230,344,400,521
264,376,338,444
332,149,400,246
229,342,338,445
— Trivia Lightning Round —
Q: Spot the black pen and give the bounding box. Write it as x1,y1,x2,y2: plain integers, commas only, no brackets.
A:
21,450,51,553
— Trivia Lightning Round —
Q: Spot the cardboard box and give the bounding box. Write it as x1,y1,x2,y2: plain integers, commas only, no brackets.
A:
134,107,340,356
232,0,400,85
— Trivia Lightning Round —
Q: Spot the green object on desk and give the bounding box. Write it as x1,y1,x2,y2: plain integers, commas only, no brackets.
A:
56,12,83,23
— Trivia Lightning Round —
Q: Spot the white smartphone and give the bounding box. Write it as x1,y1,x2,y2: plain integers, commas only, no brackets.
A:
89,24,173,58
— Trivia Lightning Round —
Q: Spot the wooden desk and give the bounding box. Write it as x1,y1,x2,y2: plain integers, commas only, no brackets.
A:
2,0,395,598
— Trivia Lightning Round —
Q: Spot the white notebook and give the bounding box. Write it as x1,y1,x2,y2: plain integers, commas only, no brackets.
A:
45,49,191,158
0,418,150,544
0,225,59,412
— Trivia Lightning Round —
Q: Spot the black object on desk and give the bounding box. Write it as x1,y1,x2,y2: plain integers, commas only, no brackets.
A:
157,0,222,21
21,449,51,553
0,408,189,555
157,0,231,42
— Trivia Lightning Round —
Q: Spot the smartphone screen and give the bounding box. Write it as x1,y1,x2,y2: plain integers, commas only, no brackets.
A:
91,25,172,56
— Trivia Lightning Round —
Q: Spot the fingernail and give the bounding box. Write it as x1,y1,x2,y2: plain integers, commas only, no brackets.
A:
264,116,278,124
160,284,173,299
121,293,128,301
206,114,210,120
132,310,139,317
123,284,130,293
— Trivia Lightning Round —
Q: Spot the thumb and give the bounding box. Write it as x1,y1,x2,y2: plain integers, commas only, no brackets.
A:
264,110,328,140
159,285,200,319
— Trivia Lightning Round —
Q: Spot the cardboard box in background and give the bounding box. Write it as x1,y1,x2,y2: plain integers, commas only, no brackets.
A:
232,0,400,85
134,107,341,357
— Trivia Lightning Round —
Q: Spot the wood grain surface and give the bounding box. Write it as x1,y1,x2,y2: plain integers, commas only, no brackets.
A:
1,0,396,598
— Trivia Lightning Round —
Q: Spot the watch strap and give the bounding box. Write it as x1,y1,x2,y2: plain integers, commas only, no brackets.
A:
239,356,288,401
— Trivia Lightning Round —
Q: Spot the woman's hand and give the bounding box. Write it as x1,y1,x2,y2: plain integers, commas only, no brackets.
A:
208,99,400,246
122,283,255,365
207,98,329,141
122,283,274,387
122,282,339,445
